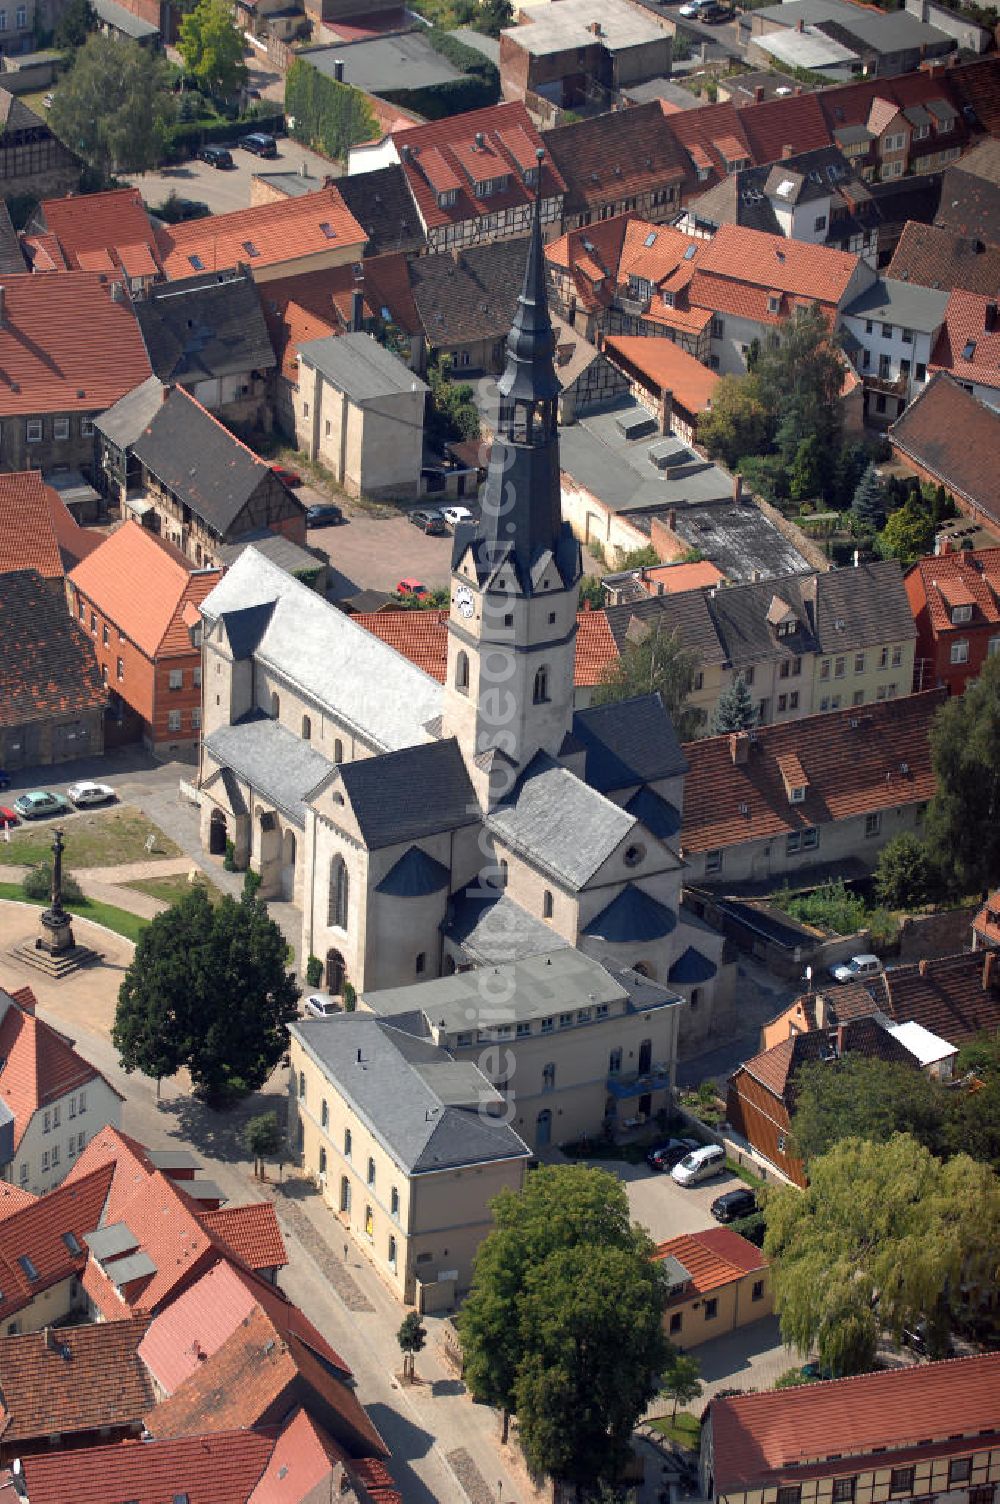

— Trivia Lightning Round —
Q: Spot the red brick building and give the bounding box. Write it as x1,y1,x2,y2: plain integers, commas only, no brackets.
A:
67,521,221,754
905,546,1000,695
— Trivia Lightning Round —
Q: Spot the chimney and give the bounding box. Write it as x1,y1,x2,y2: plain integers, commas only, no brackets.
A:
730,731,750,765
350,289,364,332
782,143,794,159
400,143,411,163
589,18,602,33
660,388,673,436
333,57,344,82
668,507,677,531
795,16,804,29
474,130,486,148
754,84,764,102
919,958,929,976
44,1326,58,1353
795,84,803,95
984,951,996,991
985,301,998,333
733,472,743,503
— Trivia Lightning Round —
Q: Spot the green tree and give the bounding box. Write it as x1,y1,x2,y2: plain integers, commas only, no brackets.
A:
711,674,757,734
54,0,96,50
579,575,604,610
592,619,702,738
877,495,935,563
616,544,660,571
790,1057,947,1165
851,464,887,534
474,0,512,34
765,1134,1000,1375
243,1110,282,1177
754,308,844,474
873,833,937,909
660,1351,702,1420
113,883,300,1104
179,0,247,99
925,654,1000,894
426,354,480,447
698,374,771,470
789,433,824,503
397,1312,427,1381
50,34,174,176
459,1164,671,1486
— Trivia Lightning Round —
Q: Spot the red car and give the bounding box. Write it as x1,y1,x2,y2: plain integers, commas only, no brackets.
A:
271,464,304,488
0,805,18,827
396,578,428,597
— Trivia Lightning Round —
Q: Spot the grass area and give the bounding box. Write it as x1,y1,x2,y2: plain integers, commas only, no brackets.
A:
727,1159,766,1189
0,883,148,943
0,806,180,869
125,872,224,908
650,1412,701,1449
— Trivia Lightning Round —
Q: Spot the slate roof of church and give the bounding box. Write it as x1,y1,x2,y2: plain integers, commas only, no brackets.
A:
337,738,479,850
375,846,452,896
203,716,334,826
583,884,677,942
444,888,573,964
573,693,688,792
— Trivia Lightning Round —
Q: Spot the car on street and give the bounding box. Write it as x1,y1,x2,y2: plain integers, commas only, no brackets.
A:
303,994,340,1018
441,505,474,529
198,144,234,169
408,509,448,535
306,502,344,526
646,1136,700,1171
66,781,116,807
0,805,18,827
13,790,70,819
710,1187,758,1222
829,952,883,984
396,577,429,597
271,464,304,488
699,2,735,19
241,131,278,158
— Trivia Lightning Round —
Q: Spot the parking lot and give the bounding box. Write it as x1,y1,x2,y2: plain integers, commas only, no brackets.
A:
305,495,466,601
569,1152,754,1243
130,135,340,220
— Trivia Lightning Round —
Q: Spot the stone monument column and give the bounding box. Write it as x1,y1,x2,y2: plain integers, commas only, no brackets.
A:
39,828,76,956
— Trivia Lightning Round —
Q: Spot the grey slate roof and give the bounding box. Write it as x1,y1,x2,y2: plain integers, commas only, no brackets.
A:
337,738,478,850
134,271,275,385
843,277,950,333
288,1015,529,1174
444,888,572,965
216,601,276,661
94,375,166,451
219,529,325,580
200,550,442,751
409,239,529,352
625,785,682,841
334,164,426,256
486,751,637,890
306,33,466,93
668,946,718,985
583,884,676,942
573,694,687,794
92,0,159,37
203,715,334,825
298,331,427,403
375,845,451,896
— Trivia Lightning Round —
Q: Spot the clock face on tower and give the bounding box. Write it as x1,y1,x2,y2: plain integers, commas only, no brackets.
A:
455,585,475,619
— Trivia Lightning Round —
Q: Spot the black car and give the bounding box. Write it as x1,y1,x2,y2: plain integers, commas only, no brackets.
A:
306,503,344,527
646,1137,699,1171
199,144,234,169
710,1188,758,1222
408,509,448,536
241,131,278,159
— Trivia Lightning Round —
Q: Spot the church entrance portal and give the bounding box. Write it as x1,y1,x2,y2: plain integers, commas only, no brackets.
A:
326,949,346,995
209,808,228,856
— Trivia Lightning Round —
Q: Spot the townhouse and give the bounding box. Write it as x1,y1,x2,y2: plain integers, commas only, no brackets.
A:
0,469,98,592
544,100,686,229
0,87,79,204
889,376,1000,537
928,290,1000,410
655,1228,773,1346
25,186,161,287
602,335,720,447
887,221,1000,300
839,278,949,425
905,546,1000,695
499,0,672,116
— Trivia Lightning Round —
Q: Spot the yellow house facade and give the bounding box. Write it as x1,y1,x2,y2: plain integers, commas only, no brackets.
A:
655,1228,772,1349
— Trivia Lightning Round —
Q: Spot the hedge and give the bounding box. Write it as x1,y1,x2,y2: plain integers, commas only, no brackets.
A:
285,56,377,162
426,25,500,81
379,73,498,120
164,111,285,161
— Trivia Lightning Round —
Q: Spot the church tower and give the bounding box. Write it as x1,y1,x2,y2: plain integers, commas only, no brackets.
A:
442,152,582,809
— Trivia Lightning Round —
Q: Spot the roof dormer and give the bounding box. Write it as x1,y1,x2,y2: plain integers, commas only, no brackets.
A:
767,594,798,637
777,751,809,805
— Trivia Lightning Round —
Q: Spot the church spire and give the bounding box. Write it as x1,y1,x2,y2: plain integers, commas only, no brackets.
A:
498,150,560,408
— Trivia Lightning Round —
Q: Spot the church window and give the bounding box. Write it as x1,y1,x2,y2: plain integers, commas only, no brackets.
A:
321,1099,329,1128
415,952,426,975
499,859,509,889
344,1128,352,1157
542,1063,556,1091
542,890,553,919
533,666,550,704
504,613,513,628
334,738,344,762
329,856,349,929
548,612,556,625
302,714,311,740
271,692,280,718
455,651,469,695
319,1146,327,1177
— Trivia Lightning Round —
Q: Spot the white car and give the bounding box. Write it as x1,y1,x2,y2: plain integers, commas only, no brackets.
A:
678,0,709,15
441,506,474,529
66,781,116,807
829,953,883,985
303,994,340,1018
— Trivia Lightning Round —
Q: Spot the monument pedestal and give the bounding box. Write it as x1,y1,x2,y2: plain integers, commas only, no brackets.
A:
38,905,76,956
9,829,100,977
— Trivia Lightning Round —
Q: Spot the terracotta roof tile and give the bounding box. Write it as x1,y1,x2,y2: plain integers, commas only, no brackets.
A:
887,220,1000,298
0,987,115,1152
738,90,832,169
574,610,617,686
0,569,106,728
354,609,616,687
973,891,1000,946
155,187,367,281
655,1226,767,1297
39,187,160,275
68,520,221,660
691,223,859,306
0,272,152,416
639,561,725,594
545,102,686,215
19,1429,274,1504
889,373,1000,526
248,1406,349,1504
681,690,945,854
0,1183,36,1219
872,949,1000,1046
261,253,418,382
197,1203,287,1272
929,287,1000,387
0,1163,114,1322
0,1314,152,1444
604,334,720,413
0,470,98,580
906,547,1000,635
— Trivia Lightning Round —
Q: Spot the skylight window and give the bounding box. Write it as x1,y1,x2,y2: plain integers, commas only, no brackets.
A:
319,222,338,240
683,243,697,261
188,255,204,271
962,339,976,361
242,240,260,258
62,1232,83,1256
18,1255,39,1281
644,231,657,248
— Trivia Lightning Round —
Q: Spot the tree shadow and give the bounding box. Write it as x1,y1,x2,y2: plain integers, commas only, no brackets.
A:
159,1087,288,1166
364,1402,443,1504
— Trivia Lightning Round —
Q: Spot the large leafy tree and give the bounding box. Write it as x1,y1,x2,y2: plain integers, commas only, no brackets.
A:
179,0,248,99
765,1134,1000,1375
873,833,938,909
592,619,702,739
50,34,174,176
925,653,1000,894
698,373,771,471
753,307,844,469
877,495,936,563
114,879,300,1104
459,1165,673,1490
790,1057,948,1165
54,0,96,51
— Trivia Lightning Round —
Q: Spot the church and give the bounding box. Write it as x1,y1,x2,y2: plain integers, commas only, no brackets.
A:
195,163,734,1058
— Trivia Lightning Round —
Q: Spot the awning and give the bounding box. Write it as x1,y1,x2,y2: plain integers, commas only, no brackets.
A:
124,494,155,517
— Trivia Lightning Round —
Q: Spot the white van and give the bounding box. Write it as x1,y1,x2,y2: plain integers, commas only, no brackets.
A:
670,1143,726,1187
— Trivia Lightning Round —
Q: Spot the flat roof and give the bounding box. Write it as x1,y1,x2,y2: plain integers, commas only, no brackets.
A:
502,0,669,54
559,398,737,515
753,26,858,69
305,33,466,92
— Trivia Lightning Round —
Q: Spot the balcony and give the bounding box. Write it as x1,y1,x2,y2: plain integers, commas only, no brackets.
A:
606,1065,673,1101
863,372,908,397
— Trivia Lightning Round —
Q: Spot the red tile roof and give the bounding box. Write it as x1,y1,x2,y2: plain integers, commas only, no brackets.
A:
711,1353,1000,1492
68,520,221,660
0,986,117,1152
260,252,418,382
655,1226,767,1297
197,1203,287,1272
905,547,1000,635
886,220,1000,299
155,187,367,281
247,1406,349,1504
19,1429,275,1504
929,288,1000,389
690,223,859,310
0,569,107,729
640,561,725,594
0,1314,153,1444
544,101,685,216
889,373,1000,526
0,272,152,416
973,891,1000,947
39,187,160,276
0,1182,36,1219
737,91,832,171
0,1163,114,1323
604,334,720,413
872,949,1000,1046
669,102,753,193
681,690,946,853
0,470,99,580
574,609,617,686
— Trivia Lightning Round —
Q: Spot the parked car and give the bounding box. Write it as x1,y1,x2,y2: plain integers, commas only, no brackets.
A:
0,805,18,828
671,1143,726,1186
43,92,55,109
306,503,343,527
700,2,735,18
241,131,278,159
66,781,116,807
678,0,712,16
829,952,883,985
271,464,304,489
646,1137,699,1171
408,509,448,536
13,791,70,819
441,505,474,530
303,994,340,1018
396,578,429,597
711,1187,757,1222
0,769,9,790
198,144,234,169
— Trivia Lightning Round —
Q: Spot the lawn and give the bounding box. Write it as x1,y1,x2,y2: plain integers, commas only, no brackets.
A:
0,883,148,943
125,872,224,907
0,806,180,869
650,1412,701,1449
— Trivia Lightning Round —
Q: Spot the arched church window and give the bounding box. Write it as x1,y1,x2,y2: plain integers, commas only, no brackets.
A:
271,692,280,718
328,856,349,930
542,889,553,919
533,667,550,705
456,651,469,695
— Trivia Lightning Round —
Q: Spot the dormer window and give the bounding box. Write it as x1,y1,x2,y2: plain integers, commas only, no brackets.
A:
952,604,973,624
789,785,806,804
777,752,809,807
437,189,456,209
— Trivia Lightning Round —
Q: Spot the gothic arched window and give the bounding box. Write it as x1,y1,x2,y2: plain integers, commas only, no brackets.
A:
456,650,469,695
533,666,550,705
328,855,349,930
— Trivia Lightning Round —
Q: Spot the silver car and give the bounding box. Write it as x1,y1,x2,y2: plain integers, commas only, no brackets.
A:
66,781,116,807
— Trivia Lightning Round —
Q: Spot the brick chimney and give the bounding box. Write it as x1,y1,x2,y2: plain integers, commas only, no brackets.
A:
782,143,794,159
795,16,804,29
755,84,764,102
919,958,929,976
589,19,602,34
733,472,743,503
985,951,997,991
730,731,750,765
668,507,677,531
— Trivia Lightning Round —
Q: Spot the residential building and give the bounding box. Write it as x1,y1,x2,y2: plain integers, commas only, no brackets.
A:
348,102,564,254
746,0,955,81
928,290,1000,410
288,1012,530,1307
605,562,916,733
0,271,152,477
972,892,1000,950
0,982,122,1197
26,186,161,287
128,385,308,567
827,949,1000,1050
0,469,98,590
680,689,945,887
331,162,428,256
602,560,725,605
499,0,672,115
154,186,367,283
544,101,686,229
887,221,1000,300
303,32,479,117
889,375,1000,536
0,90,79,200
654,1228,772,1345
67,521,221,753
16,1431,277,1504
702,1353,1000,1504
407,236,528,374
0,569,105,771
602,335,720,446
132,269,276,427
0,1162,115,1335
361,949,683,1150
293,332,428,498
761,984,959,1079
870,172,944,266
905,546,1000,695
840,277,949,425
935,138,1000,246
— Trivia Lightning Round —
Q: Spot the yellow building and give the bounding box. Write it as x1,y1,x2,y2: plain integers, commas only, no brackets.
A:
654,1228,772,1349
288,1015,530,1310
